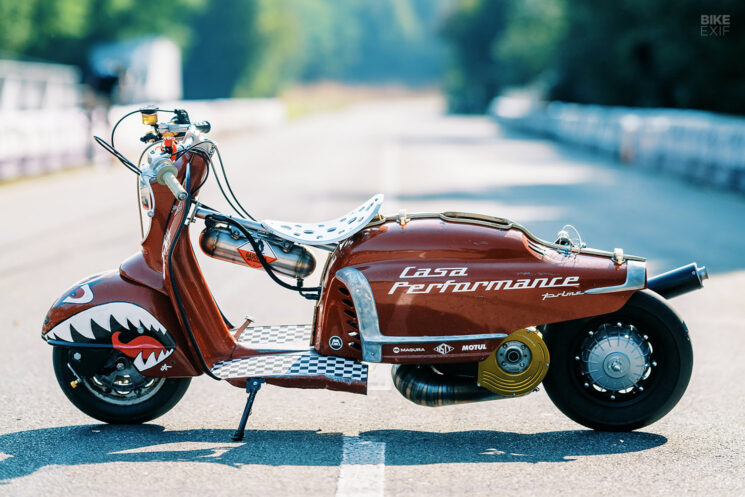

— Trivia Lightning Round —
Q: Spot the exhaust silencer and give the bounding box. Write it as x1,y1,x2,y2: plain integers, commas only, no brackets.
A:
391,364,505,407
647,263,708,299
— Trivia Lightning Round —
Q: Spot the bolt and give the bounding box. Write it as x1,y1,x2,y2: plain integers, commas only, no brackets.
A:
575,356,580,361
73,352,82,361
137,326,144,334
610,395,616,400
652,360,658,367
638,386,644,392
643,335,649,340
610,360,623,372
589,331,594,336
116,362,125,371
617,322,623,327
584,382,590,388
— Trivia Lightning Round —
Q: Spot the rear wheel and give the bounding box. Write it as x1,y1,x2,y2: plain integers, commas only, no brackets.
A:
53,347,190,424
542,290,693,431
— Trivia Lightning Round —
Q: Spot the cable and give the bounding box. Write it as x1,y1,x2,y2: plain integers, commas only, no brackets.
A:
212,144,256,220
174,140,257,221
208,214,321,298
110,107,176,148
166,164,220,380
94,136,141,175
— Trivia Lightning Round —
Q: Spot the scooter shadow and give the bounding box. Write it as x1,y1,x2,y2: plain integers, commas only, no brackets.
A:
0,424,666,482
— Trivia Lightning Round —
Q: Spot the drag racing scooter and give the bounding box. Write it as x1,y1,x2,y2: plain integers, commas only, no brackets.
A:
41,108,707,438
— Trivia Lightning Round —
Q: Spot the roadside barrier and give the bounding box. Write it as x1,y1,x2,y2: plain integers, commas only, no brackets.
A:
490,97,745,194
0,99,285,182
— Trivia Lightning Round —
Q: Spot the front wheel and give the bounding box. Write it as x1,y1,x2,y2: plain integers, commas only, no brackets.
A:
53,347,190,424
542,290,693,431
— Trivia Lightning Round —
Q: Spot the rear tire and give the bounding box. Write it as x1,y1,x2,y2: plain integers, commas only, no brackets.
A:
542,290,693,431
53,347,190,424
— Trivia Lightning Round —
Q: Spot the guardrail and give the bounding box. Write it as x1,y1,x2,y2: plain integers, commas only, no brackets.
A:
0,99,285,182
489,97,745,194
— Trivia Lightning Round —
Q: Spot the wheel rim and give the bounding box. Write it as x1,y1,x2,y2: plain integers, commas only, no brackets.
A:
575,322,656,403
82,352,166,406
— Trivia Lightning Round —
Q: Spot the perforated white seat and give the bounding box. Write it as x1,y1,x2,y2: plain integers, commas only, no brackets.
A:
261,194,384,245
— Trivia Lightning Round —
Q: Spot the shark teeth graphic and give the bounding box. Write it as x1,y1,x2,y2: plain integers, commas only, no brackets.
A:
133,349,174,371
45,302,168,342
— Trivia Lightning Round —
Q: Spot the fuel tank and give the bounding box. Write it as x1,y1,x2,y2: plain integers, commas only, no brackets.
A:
314,212,646,363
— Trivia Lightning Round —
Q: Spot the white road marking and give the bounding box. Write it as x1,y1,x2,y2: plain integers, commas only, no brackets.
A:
335,436,385,497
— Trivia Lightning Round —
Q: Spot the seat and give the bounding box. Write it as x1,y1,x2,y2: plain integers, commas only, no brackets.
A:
261,194,384,245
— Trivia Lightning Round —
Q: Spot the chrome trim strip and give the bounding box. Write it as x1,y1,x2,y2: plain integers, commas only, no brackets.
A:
336,267,508,362
584,260,646,294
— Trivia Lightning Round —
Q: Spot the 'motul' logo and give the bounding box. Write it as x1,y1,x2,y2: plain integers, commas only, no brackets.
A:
700,15,730,36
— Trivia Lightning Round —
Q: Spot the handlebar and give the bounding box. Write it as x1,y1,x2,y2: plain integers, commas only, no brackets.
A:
156,165,188,201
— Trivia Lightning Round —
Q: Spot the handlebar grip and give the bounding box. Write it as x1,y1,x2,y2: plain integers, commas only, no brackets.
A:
194,121,211,133
157,166,188,201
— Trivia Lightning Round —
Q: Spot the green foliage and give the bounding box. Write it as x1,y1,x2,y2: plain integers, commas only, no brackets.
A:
550,0,745,114
1,0,447,100
440,0,510,113
441,0,745,114
233,0,449,98
440,0,563,113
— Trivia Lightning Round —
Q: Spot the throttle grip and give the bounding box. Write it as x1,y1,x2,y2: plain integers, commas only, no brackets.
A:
156,165,188,201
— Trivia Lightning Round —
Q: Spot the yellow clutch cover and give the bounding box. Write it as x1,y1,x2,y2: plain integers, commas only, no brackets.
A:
477,328,550,396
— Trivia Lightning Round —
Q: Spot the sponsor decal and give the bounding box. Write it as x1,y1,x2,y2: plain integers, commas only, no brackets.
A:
392,346,425,354
434,343,454,355
237,240,278,268
389,267,580,296
329,335,343,350
461,343,487,351
541,290,584,300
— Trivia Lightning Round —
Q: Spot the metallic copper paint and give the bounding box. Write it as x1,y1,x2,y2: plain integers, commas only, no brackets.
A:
316,218,639,362
41,269,200,377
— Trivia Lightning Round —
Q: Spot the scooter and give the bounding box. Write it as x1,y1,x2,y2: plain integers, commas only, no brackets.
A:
42,108,707,438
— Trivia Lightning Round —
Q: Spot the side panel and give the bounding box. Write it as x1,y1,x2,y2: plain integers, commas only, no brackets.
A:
42,269,201,377
315,218,641,363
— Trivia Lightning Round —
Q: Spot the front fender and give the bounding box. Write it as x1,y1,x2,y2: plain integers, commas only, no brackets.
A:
42,269,201,377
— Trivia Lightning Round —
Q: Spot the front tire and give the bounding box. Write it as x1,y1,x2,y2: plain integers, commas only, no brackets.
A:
53,347,190,424
542,290,693,431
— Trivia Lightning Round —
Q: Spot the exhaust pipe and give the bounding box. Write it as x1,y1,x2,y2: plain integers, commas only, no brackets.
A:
391,364,505,407
647,262,708,299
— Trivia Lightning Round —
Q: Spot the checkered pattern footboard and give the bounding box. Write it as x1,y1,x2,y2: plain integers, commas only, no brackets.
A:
211,349,368,382
237,324,312,347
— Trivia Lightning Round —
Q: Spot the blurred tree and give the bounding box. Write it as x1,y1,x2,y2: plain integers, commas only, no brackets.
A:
441,0,745,114
440,0,510,113
549,0,745,114
1,0,448,100
183,0,261,98
234,0,448,97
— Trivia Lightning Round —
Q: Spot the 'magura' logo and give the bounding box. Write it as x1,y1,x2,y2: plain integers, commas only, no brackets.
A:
389,266,580,295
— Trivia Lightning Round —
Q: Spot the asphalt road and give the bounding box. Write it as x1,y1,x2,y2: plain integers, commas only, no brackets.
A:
1,97,744,496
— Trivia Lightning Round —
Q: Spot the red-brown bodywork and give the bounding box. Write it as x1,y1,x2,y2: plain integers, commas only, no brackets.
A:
41,151,366,393
315,217,641,363
42,145,642,395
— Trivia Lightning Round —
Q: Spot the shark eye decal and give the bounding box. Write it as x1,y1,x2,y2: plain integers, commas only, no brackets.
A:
45,302,176,372
63,284,94,305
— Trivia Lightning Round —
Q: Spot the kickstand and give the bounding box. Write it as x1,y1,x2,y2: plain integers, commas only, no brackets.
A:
232,378,265,441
